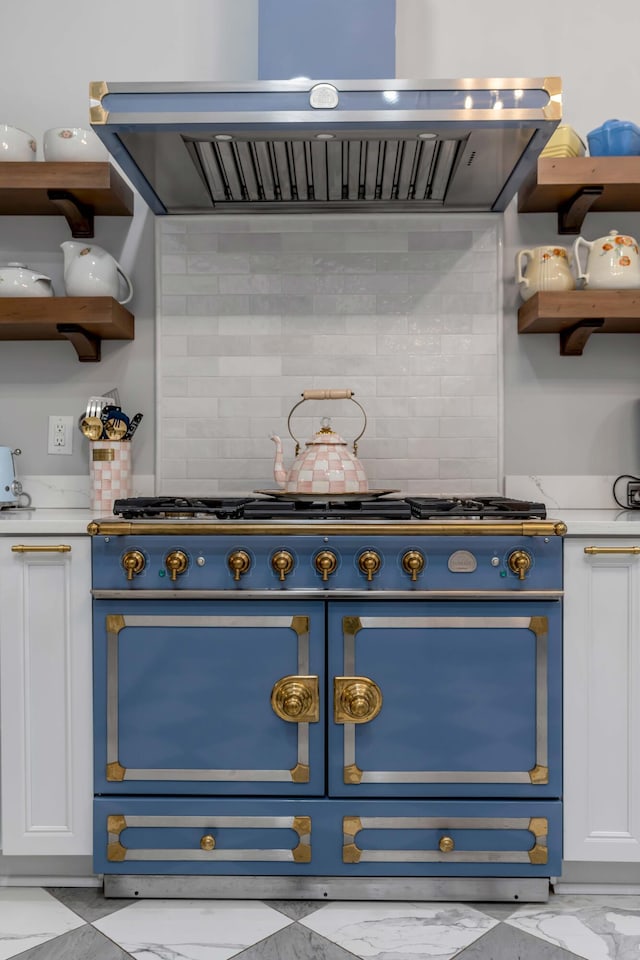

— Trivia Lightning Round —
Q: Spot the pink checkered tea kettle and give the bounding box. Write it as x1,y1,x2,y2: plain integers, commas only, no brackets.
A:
271,389,369,494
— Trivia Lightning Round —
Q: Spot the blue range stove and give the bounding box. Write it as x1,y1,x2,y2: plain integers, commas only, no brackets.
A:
89,495,565,901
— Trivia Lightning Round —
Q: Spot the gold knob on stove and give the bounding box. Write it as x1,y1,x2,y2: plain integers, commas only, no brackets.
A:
439,836,455,853
271,676,319,722
228,549,251,581
402,550,424,582
200,834,215,851
122,550,145,581
271,550,294,582
315,550,338,582
358,550,381,582
165,550,188,582
334,677,383,724
508,549,532,581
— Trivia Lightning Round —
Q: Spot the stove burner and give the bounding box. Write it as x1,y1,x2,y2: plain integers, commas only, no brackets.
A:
112,497,254,519
243,498,412,520
407,496,547,520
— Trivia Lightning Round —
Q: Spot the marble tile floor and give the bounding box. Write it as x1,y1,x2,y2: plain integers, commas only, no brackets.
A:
1,887,639,960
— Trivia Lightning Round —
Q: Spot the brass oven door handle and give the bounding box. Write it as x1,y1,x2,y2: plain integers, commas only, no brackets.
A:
11,544,71,553
334,676,383,724
584,546,640,555
271,675,320,723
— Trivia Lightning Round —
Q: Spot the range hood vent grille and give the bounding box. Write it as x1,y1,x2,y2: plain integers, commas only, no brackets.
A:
187,135,462,206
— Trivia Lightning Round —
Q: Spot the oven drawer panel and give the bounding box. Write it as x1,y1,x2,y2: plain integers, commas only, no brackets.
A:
328,600,561,797
93,600,325,795
94,798,560,876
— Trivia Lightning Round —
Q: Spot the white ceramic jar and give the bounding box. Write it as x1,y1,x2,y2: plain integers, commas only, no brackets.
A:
0,263,53,297
43,127,108,162
0,125,36,161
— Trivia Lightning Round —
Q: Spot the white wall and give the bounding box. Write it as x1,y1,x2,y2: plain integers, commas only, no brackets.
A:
0,0,258,484
398,0,640,476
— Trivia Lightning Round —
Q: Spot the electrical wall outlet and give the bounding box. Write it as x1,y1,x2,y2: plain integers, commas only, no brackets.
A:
48,415,74,455
627,481,640,507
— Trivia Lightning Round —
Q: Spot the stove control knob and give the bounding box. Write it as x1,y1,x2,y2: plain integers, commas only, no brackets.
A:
508,549,532,581
228,549,251,581
315,550,338,582
122,550,145,581
271,550,294,582
358,550,381,582
165,550,188,582
401,550,425,582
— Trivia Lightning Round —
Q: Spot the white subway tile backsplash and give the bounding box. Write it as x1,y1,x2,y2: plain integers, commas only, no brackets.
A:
157,215,502,494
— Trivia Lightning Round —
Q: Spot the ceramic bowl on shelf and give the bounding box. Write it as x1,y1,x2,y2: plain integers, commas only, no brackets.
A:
43,127,108,162
0,125,36,161
0,263,53,297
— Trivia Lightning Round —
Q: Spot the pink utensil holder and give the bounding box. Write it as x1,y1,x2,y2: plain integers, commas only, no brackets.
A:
90,440,131,515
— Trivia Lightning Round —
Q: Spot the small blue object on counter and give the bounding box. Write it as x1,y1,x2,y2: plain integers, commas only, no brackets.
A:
587,118,640,156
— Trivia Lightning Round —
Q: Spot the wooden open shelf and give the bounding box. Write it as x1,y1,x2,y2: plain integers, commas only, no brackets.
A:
0,297,134,362
0,162,133,238
518,157,640,234
518,290,640,355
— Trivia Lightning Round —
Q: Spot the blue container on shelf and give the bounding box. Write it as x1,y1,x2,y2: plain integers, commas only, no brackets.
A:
587,118,640,156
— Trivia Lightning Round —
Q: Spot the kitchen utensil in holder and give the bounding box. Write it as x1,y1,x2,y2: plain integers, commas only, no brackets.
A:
90,440,131,515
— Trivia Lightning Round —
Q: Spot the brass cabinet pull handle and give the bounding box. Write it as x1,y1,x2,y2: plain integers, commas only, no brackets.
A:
584,545,640,555
271,675,320,723
200,834,215,851
439,836,455,853
334,676,383,724
11,544,71,553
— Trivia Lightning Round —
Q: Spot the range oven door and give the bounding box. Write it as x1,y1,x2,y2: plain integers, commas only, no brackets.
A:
327,599,561,798
93,599,325,795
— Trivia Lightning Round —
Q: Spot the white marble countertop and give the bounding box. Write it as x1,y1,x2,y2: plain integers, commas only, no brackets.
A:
1,507,640,537
0,509,94,535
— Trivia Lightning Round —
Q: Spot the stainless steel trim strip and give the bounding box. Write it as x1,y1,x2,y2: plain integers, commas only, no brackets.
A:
358,616,533,629
124,769,293,781
106,623,119,765
121,849,294,861
124,816,296,828
535,623,549,768
104,875,551,901
119,615,294,629
100,78,558,94
360,771,531,783
359,817,530,829
92,590,564,601
358,850,531,863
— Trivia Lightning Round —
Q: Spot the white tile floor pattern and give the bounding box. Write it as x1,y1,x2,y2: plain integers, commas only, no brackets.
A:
2,887,640,960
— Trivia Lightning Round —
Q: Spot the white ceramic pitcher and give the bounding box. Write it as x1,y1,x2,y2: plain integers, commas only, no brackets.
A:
572,229,640,290
61,241,133,303
515,245,575,301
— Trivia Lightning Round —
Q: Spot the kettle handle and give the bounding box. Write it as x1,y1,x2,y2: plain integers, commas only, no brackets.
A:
286,391,367,456
515,249,533,286
572,236,590,285
115,263,134,305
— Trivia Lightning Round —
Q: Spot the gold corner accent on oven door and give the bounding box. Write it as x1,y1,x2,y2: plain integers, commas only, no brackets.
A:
344,763,364,784
290,762,310,783
105,614,126,636
343,617,363,638
334,676,383,724
528,616,548,639
107,814,127,836
106,761,126,781
107,841,126,861
290,615,309,637
271,676,319,723
343,816,363,839
89,80,109,123
527,817,549,863
291,816,311,862
529,764,549,784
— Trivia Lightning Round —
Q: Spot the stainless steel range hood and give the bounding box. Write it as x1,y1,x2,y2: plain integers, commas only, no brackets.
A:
89,77,561,215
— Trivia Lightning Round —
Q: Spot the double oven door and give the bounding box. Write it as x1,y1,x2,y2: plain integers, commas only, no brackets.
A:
93,597,562,877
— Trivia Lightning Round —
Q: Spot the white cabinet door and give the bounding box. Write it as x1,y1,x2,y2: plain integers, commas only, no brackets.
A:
564,538,640,861
0,537,92,855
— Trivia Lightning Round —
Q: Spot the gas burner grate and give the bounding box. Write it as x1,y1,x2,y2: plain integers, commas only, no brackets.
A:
242,498,412,520
112,497,254,519
407,496,547,520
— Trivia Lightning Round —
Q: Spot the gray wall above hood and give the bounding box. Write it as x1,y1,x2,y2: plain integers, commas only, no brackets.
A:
90,77,561,215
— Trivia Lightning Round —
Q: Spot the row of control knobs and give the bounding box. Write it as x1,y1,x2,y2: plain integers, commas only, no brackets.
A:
121,548,533,582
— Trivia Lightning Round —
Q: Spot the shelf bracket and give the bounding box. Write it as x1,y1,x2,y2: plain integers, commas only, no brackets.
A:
46,189,95,238
557,185,604,234
559,318,605,356
56,323,102,362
